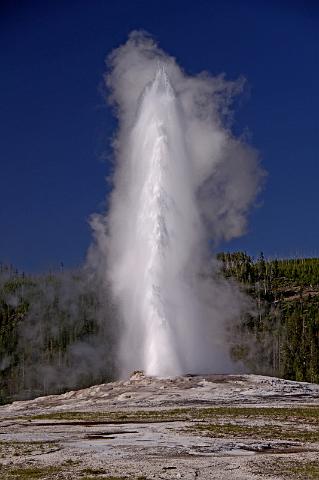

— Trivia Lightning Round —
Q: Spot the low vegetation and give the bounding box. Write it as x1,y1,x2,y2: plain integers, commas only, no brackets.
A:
190,422,319,443
0,441,60,458
0,459,148,480
27,405,319,423
0,465,61,479
251,459,319,479
0,465,147,480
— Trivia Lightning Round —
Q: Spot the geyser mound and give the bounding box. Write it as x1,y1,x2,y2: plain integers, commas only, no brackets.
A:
89,32,264,377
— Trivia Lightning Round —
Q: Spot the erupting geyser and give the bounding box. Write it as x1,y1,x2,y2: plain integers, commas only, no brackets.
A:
89,32,263,377
129,65,204,376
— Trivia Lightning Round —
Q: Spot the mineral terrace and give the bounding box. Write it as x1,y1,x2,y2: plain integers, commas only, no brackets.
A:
0,373,319,479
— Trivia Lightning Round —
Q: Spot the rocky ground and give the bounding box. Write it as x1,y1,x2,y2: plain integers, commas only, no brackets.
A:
0,373,319,479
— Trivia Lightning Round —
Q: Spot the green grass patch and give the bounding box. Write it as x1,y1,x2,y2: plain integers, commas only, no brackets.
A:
81,477,147,480
0,441,60,459
81,468,108,475
26,406,319,424
0,462,148,480
193,406,319,423
5,465,61,479
287,461,319,479
251,459,319,479
81,478,123,480
62,458,81,466
26,409,188,424
191,422,319,443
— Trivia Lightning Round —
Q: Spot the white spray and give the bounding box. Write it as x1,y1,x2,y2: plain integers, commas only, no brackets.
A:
89,32,263,377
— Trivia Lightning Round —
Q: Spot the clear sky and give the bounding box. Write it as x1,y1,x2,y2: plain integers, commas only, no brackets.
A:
1,0,318,272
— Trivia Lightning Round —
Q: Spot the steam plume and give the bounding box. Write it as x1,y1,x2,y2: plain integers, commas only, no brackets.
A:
89,32,263,377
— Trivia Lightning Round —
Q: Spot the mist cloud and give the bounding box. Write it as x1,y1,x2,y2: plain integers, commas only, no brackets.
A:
89,31,264,377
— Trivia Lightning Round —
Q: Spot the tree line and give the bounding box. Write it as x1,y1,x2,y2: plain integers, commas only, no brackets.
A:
218,252,319,383
0,264,118,404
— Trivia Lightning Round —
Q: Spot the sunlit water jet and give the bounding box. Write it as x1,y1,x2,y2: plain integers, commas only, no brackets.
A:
131,66,203,376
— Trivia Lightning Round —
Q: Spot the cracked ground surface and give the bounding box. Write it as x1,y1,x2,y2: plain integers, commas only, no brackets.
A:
0,373,319,479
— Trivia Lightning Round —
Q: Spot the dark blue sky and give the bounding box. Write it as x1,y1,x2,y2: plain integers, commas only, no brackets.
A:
1,0,318,272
